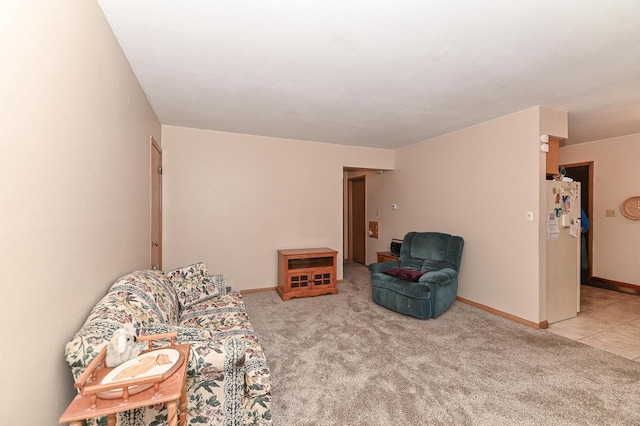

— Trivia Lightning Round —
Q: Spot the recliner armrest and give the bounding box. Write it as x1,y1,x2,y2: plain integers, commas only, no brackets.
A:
369,261,400,273
419,268,458,284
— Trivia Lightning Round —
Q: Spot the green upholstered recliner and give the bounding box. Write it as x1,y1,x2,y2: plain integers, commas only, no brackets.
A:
369,232,464,319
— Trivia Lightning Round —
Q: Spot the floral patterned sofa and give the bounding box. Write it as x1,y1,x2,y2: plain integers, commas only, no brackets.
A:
65,262,271,425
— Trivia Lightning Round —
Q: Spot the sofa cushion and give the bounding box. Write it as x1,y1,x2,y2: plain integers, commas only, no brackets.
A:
141,324,214,342
383,267,427,282
179,292,255,338
370,272,432,300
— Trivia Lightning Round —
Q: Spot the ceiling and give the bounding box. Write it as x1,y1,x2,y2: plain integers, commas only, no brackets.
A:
98,0,640,149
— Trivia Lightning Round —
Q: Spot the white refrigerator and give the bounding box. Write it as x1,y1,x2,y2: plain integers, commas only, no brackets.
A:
546,180,581,324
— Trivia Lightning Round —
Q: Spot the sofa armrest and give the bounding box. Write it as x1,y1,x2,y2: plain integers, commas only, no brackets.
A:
186,337,246,378
153,329,272,424
180,331,270,395
419,268,457,285
188,334,272,425
368,260,400,273
418,268,459,318
242,335,271,396
242,336,272,425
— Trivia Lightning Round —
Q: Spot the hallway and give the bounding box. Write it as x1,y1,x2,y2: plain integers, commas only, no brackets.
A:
548,285,640,362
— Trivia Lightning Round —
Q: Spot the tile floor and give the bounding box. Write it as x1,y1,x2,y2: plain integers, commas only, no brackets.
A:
548,284,640,362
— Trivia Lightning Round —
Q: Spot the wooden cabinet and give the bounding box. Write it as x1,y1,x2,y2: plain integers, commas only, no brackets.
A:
376,251,399,263
277,248,338,301
546,136,561,175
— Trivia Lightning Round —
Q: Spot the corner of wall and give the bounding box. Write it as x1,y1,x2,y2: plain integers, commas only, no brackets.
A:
539,106,568,139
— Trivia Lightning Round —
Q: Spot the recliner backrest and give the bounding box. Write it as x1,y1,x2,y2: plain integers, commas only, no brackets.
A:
399,232,464,272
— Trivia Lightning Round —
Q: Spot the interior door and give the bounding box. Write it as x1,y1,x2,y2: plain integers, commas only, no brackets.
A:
150,136,162,270
563,163,593,284
349,176,366,264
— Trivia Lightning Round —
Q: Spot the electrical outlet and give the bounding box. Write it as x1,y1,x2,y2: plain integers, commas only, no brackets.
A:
526,211,534,221
606,209,616,217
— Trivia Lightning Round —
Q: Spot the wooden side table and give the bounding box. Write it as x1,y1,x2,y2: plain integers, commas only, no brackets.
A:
376,251,399,263
60,335,189,426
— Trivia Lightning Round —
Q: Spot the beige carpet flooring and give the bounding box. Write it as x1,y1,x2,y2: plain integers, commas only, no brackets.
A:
242,262,640,425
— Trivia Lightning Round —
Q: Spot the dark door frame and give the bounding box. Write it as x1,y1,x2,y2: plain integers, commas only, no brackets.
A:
150,136,162,270
562,161,593,281
347,175,366,264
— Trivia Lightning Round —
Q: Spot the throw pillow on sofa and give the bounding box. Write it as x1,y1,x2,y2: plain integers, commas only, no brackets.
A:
165,261,210,282
166,262,229,308
173,275,220,308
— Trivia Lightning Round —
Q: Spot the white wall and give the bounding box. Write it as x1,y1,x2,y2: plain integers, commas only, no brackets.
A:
0,1,161,423
560,134,640,285
162,125,393,289
364,106,566,324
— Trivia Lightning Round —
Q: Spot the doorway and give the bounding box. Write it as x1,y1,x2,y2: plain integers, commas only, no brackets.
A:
150,136,162,270
348,176,366,265
562,162,593,283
